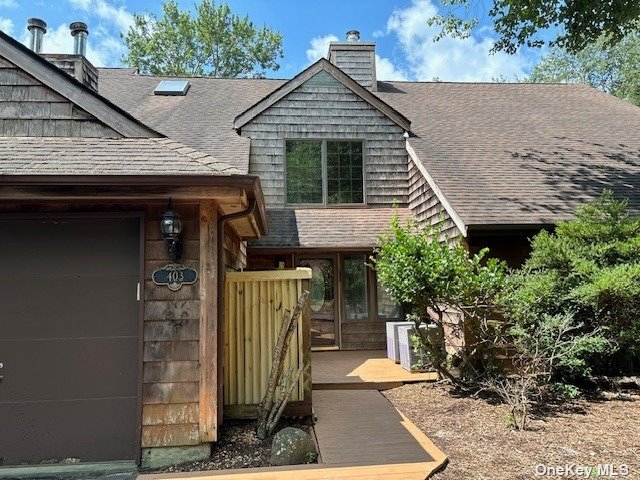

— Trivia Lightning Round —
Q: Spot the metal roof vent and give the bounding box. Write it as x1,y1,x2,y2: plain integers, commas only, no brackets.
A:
346,30,360,42
154,80,190,96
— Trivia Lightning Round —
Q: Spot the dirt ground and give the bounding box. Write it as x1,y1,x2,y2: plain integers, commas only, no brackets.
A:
384,383,640,480
150,419,315,473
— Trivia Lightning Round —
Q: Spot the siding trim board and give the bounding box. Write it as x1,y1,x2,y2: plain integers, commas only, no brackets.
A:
233,58,411,132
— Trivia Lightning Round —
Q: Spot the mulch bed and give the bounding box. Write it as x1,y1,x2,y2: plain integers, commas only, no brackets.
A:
384,383,640,480
150,419,314,473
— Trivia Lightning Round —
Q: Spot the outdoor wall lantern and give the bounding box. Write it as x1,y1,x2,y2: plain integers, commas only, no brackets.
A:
161,199,183,262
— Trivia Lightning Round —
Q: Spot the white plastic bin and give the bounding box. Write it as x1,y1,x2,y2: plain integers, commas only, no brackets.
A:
386,321,415,363
398,324,440,372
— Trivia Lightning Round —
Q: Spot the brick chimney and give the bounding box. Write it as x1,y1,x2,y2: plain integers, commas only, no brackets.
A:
26,18,98,92
328,30,377,91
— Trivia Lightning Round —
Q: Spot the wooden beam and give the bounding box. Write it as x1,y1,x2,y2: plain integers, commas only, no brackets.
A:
0,185,245,201
199,199,218,442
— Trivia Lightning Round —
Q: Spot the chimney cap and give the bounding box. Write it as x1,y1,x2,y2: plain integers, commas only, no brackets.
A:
70,22,88,36
27,18,47,33
346,30,360,42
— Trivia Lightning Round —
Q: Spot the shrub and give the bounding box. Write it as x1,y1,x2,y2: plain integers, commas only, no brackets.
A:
500,190,640,376
372,216,506,381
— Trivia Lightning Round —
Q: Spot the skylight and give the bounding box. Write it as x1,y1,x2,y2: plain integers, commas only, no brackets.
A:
154,80,191,96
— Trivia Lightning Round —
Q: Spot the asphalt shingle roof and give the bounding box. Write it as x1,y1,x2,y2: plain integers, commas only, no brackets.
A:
98,69,640,227
251,207,413,248
0,136,241,176
376,82,640,226
98,69,286,174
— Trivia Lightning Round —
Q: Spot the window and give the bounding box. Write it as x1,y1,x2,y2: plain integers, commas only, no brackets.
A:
285,140,364,205
327,141,364,204
343,255,368,320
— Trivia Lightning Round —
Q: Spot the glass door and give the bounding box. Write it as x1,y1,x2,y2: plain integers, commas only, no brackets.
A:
296,256,337,348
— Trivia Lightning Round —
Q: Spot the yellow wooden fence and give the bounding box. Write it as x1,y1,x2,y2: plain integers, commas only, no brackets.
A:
223,268,312,418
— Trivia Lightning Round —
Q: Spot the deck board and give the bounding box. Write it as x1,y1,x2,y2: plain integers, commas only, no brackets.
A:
312,350,438,389
313,390,432,466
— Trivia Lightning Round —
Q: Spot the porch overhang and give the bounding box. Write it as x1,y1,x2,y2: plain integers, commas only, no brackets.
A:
248,206,413,249
0,174,269,239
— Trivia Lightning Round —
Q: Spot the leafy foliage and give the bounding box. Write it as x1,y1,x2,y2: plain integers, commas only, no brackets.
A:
123,0,283,77
372,216,506,380
529,33,640,106
500,191,640,376
427,0,640,54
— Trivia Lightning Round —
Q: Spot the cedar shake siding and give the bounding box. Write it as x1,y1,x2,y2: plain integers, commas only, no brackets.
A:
143,203,201,448
408,152,461,239
240,71,409,208
0,55,119,138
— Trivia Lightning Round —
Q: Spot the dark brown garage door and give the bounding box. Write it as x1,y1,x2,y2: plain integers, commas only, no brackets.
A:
0,216,141,465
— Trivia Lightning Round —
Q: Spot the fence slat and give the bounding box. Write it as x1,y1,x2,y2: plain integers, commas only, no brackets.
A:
223,269,312,416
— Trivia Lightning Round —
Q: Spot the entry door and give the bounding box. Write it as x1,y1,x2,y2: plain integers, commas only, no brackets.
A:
297,257,337,348
0,217,141,465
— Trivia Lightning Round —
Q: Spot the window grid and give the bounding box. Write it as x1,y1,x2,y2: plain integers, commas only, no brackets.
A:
285,139,364,205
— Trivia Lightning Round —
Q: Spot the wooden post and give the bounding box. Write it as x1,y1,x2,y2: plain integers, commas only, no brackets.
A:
300,278,313,408
199,200,218,442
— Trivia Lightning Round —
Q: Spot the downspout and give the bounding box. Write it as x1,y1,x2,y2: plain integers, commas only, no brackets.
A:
216,199,257,423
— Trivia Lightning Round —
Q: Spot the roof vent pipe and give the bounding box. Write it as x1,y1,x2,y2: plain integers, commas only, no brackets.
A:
70,22,88,56
27,18,47,53
346,30,360,42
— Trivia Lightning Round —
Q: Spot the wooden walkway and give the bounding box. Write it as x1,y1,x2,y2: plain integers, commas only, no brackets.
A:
312,350,438,390
139,390,446,480
139,351,447,480
313,390,433,466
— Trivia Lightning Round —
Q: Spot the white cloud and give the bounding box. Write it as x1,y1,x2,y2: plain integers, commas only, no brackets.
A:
0,17,14,35
69,0,134,32
383,0,528,81
0,0,18,8
306,34,338,63
21,23,109,66
376,54,409,81
305,33,408,81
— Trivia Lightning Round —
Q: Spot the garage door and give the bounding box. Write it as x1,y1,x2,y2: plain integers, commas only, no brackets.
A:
0,216,141,465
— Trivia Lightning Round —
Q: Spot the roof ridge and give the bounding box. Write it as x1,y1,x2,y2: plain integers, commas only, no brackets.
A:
97,68,289,81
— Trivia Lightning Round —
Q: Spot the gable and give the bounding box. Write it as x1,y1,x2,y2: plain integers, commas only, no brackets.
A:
0,56,119,138
240,69,409,208
233,59,411,132
0,31,159,138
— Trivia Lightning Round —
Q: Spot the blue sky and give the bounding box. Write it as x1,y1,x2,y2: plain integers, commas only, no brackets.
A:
0,0,542,81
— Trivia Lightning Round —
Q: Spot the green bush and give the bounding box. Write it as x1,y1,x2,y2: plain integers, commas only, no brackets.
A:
372,216,506,380
501,190,640,376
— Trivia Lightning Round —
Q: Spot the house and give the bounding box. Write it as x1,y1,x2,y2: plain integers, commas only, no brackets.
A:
1,19,639,470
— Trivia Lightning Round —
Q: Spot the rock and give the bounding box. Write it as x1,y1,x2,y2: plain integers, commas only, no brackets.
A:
269,427,316,466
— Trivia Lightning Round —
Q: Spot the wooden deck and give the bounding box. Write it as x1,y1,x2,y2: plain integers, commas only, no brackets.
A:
312,350,438,390
139,389,447,480
138,351,447,480
313,390,432,466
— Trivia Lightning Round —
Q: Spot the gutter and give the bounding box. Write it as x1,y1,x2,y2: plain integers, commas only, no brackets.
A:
215,199,257,423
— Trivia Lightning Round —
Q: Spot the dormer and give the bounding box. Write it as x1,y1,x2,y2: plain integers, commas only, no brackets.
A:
327,30,377,92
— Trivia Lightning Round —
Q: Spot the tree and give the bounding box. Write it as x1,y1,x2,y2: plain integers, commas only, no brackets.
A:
123,0,283,77
372,217,507,381
428,0,640,54
528,33,640,106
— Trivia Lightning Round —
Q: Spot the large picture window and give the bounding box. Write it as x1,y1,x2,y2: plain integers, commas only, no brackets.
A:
285,139,364,205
